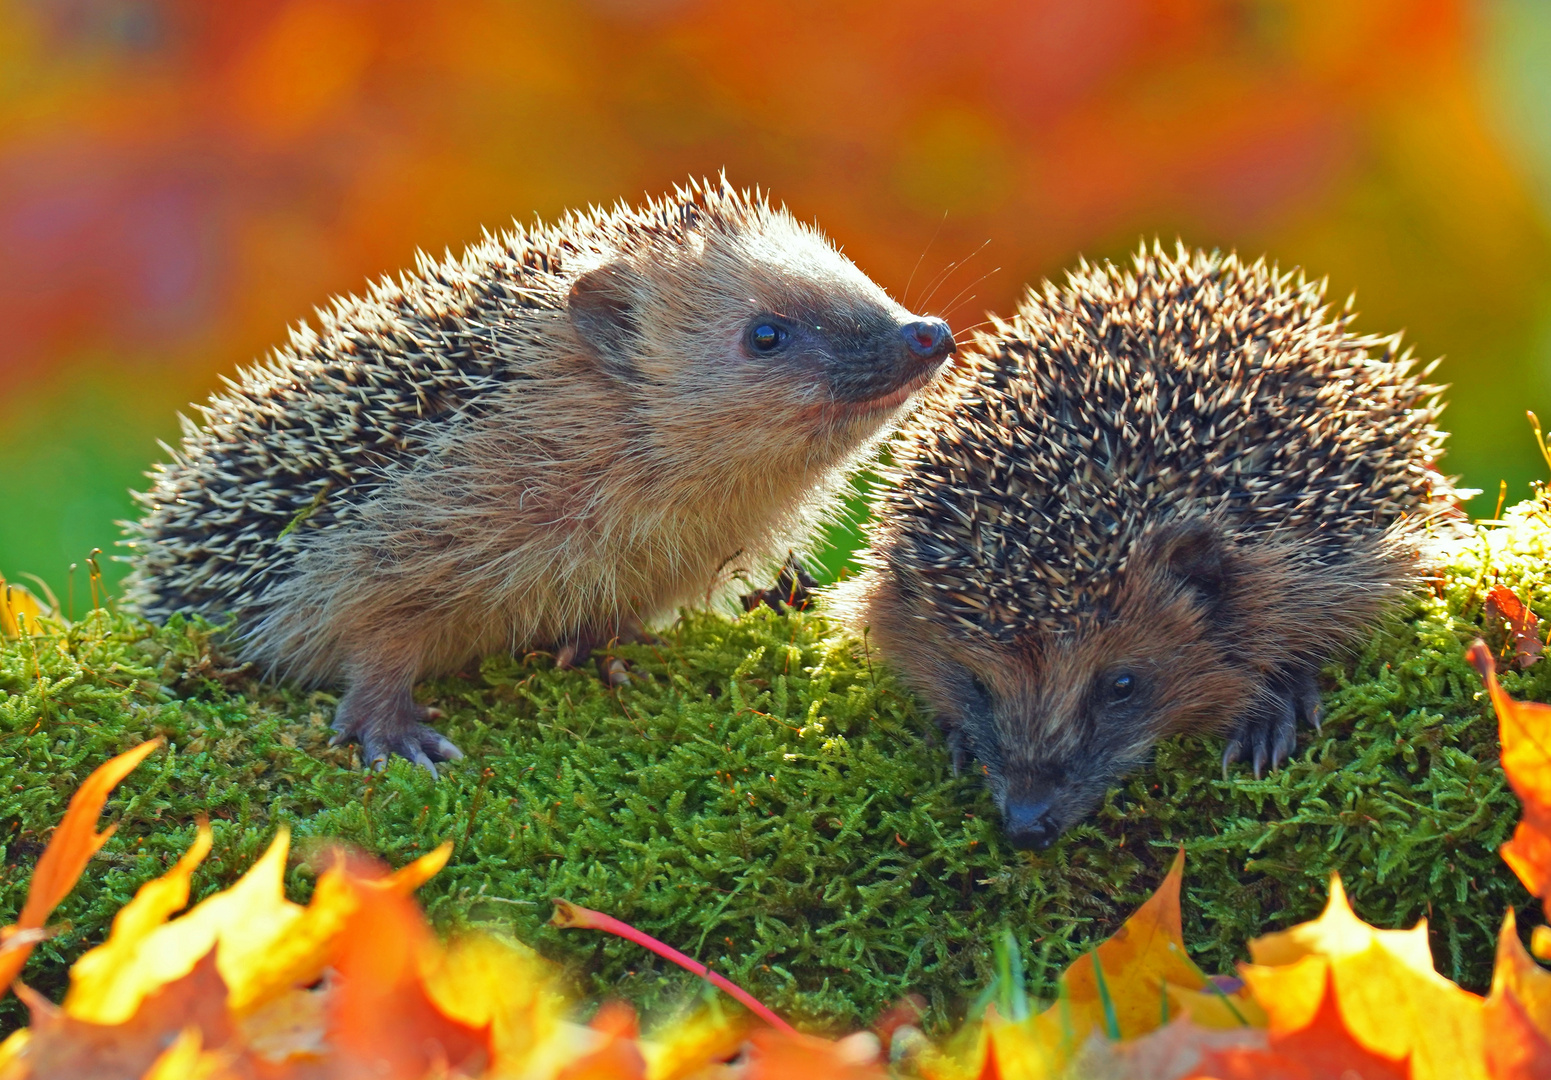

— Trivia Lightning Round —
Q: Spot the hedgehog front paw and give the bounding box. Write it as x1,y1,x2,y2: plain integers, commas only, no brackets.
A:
358,721,464,777
1222,668,1322,780
330,685,464,777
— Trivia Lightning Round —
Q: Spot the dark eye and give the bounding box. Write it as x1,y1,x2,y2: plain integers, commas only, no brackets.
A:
1110,673,1135,701
748,322,788,352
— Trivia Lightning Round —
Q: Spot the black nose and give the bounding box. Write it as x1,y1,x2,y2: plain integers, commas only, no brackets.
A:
901,318,955,361
1004,798,1060,850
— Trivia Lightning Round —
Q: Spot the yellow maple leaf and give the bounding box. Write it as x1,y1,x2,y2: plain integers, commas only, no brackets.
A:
641,1009,750,1080
0,1029,29,1080
423,935,563,1072
65,825,453,1024
1161,981,1267,1031
0,577,47,639
1032,850,1207,1041
1239,874,1485,1080
957,850,1257,1079
139,1026,238,1080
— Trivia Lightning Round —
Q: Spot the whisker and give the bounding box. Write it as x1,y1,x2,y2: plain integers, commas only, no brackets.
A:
921,238,993,311
939,267,1002,324
904,210,950,311
951,318,997,339
916,249,978,312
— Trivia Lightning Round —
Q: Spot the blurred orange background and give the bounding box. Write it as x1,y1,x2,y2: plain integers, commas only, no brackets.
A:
4,0,1551,598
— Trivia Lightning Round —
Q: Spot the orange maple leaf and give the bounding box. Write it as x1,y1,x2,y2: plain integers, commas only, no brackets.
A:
1469,639,1551,916
1484,908,1551,1080
741,1028,887,1080
953,850,1264,1079
557,1001,647,1080
1035,849,1220,1042
0,738,162,991
328,868,494,1079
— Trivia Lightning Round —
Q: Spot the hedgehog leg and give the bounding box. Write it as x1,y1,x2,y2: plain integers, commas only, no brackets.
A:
329,672,464,777
1222,666,1320,779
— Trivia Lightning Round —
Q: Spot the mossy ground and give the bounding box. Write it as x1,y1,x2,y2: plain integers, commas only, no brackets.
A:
3,506,1549,1036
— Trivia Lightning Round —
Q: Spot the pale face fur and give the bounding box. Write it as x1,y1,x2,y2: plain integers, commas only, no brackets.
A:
580,210,945,478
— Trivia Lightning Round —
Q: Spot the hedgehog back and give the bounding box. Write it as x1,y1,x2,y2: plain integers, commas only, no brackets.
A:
123,228,575,623
880,244,1452,641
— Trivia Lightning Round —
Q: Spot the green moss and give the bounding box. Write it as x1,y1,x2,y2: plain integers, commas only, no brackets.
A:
2,506,1548,1035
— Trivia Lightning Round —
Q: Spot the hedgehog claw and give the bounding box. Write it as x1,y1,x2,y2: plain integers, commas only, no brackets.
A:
332,679,463,775
1220,739,1243,780
357,722,462,777
1225,668,1320,780
555,637,594,669
603,656,633,687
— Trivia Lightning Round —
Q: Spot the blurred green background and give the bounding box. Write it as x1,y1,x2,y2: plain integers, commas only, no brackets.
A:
3,0,1551,600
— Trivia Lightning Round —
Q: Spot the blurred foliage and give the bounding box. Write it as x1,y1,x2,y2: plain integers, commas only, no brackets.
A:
6,501,1551,1035
2,0,1551,591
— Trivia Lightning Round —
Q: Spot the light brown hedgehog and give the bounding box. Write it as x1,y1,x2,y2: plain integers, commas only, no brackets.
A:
834,243,1457,849
124,177,955,771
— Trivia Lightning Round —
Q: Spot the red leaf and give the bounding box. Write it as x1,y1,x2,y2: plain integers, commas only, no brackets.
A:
1485,587,1544,670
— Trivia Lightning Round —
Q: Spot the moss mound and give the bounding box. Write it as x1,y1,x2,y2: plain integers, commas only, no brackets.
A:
3,506,1549,1034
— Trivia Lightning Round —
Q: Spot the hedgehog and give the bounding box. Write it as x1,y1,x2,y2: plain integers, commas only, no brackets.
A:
832,242,1457,849
123,177,956,772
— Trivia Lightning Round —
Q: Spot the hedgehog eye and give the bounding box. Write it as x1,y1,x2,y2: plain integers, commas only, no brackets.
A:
1110,673,1135,701
747,321,789,353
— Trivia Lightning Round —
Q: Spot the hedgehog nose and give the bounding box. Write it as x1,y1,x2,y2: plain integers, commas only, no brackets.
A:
1004,798,1060,850
901,318,955,361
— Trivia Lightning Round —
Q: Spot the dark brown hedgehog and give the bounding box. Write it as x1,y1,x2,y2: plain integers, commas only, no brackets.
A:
833,242,1457,849
124,177,955,772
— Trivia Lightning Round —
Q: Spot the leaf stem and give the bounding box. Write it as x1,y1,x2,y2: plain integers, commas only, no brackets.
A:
550,898,797,1034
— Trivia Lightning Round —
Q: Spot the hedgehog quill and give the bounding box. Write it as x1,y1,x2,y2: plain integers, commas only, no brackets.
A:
124,178,955,771
835,243,1458,849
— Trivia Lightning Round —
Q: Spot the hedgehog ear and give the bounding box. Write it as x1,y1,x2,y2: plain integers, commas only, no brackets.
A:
1156,519,1230,608
568,263,643,375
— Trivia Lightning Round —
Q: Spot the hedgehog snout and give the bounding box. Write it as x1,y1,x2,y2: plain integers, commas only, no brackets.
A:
821,313,956,406
900,318,955,362
1003,797,1060,851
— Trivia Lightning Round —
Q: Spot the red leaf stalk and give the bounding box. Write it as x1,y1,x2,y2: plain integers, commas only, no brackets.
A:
550,898,797,1034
